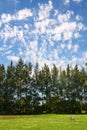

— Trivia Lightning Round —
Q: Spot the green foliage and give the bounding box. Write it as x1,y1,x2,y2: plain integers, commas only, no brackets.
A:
0,59,87,114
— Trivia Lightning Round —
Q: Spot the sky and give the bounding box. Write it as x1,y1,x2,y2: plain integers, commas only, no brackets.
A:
0,0,87,68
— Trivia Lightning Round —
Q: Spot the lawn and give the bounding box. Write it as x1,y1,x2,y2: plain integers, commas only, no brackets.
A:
0,114,87,130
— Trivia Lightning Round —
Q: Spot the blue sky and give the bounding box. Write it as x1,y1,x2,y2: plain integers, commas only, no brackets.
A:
0,0,87,68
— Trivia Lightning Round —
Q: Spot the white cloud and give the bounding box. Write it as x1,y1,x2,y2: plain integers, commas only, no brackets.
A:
54,9,59,16
72,0,82,3
60,43,65,49
24,24,29,29
77,23,84,31
0,47,4,51
64,0,82,6
52,33,61,41
54,22,77,34
4,50,12,55
75,15,82,21
0,8,33,25
71,56,78,66
15,8,33,20
64,0,70,5
53,21,78,41
53,49,59,60
37,0,53,21
63,31,72,40
0,24,20,42
1,13,12,23
7,56,19,62
83,52,87,58
73,44,79,52
58,10,74,23
29,41,38,51
67,42,72,50
35,19,50,34
74,32,80,38
0,0,86,68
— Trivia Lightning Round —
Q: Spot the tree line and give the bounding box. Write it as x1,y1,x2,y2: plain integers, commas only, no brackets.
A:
0,58,87,115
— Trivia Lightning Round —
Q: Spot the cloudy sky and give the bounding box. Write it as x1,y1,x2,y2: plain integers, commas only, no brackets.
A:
0,0,87,68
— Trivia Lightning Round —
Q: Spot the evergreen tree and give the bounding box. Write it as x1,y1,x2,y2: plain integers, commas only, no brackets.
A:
14,58,25,114
0,60,87,114
4,61,15,114
51,64,59,97
0,64,5,114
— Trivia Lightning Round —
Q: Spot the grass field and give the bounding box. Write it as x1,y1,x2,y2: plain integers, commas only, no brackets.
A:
0,114,87,130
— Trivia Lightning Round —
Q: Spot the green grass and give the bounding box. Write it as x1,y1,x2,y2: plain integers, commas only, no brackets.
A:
0,114,87,130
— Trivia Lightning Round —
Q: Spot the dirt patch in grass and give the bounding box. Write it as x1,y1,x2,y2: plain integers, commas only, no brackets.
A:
0,115,19,118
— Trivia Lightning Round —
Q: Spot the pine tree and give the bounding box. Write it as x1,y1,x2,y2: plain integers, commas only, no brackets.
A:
0,64,6,114
4,61,15,114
